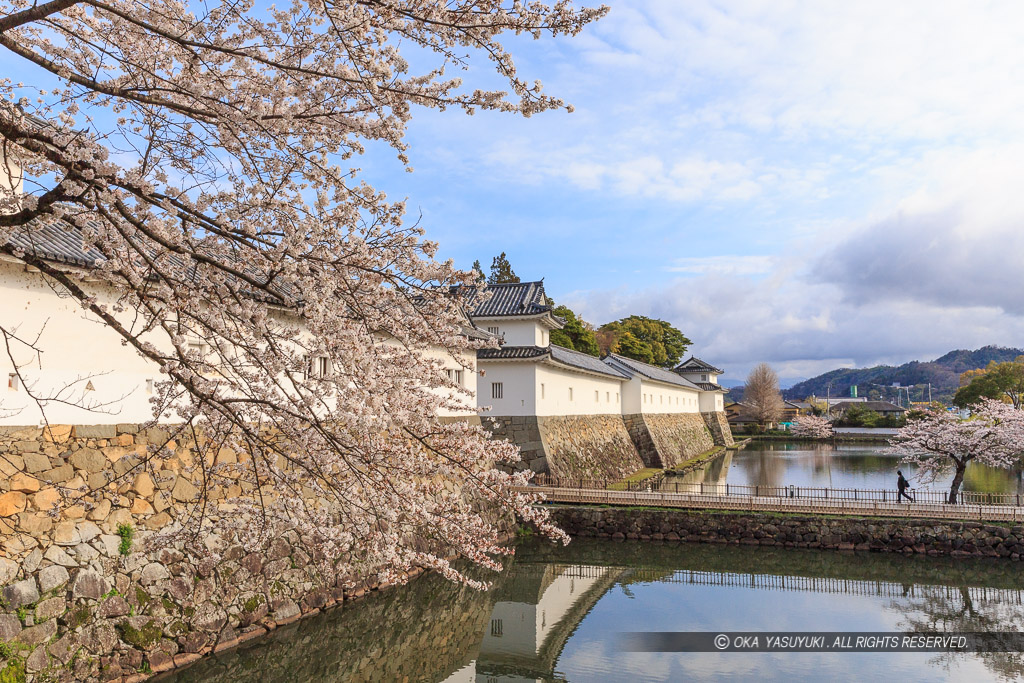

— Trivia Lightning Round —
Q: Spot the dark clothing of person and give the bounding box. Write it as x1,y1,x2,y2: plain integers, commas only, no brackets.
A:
897,474,913,502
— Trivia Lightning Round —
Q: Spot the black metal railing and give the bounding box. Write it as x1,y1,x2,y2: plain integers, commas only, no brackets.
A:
530,474,1024,507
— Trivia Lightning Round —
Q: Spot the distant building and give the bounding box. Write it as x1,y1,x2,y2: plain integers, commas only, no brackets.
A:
829,400,906,418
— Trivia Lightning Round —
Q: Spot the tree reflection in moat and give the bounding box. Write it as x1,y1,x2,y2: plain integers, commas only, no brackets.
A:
159,539,1024,683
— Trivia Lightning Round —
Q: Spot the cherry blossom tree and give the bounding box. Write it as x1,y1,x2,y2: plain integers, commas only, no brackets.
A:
791,413,833,439
888,400,1024,504
0,0,606,587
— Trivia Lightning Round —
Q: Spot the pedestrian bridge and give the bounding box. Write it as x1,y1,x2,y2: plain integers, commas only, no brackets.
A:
516,483,1024,523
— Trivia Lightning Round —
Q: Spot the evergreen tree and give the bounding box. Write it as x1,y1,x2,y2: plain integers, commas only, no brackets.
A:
549,305,600,356
488,252,521,284
471,259,486,283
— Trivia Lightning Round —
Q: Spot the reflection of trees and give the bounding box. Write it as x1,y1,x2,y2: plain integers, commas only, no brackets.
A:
895,585,1024,680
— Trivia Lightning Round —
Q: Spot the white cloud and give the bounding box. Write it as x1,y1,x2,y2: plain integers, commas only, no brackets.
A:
666,255,775,276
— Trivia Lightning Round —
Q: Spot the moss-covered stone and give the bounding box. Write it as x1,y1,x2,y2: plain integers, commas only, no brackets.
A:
117,619,162,650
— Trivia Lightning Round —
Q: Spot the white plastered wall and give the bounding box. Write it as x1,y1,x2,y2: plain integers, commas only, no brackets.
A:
473,318,548,347
0,258,163,425
699,391,724,413
533,364,623,417
621,376,701,415
476,361,538,416
0,259,482,424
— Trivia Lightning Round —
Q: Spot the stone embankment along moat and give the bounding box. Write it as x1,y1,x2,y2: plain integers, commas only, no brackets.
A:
550,506,1024,559
0,423,490,683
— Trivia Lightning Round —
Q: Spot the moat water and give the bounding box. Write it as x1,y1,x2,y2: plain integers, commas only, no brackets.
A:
661,441,1024,495
160,537,1024,682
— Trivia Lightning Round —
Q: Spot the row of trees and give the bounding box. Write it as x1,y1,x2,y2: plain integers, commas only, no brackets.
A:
472,254,692,367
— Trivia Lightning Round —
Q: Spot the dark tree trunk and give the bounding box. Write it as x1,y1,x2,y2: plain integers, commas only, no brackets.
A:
948,464,966,504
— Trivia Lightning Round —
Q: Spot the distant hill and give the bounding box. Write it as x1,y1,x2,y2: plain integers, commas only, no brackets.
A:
781,346,1024,404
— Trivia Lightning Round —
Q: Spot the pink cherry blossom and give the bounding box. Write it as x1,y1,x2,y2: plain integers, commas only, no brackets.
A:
0,0,604,587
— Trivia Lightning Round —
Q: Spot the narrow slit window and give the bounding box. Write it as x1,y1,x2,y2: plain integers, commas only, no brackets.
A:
492,382,503,400
7,373,17,391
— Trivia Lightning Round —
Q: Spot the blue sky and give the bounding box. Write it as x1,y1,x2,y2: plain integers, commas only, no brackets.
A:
8,1,1024,387
356,1,1024,385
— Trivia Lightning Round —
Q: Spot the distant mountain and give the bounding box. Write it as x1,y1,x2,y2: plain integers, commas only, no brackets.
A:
782,345,1024,404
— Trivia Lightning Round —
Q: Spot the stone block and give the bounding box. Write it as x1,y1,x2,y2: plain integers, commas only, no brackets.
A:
0,557,17,585
144,512,172,530
35,596,66,621
16,618,56,646
87,471,110,491
18,512,52,535
0,491,27,517
23,451,51,473
87,498,112,521
30,487,61,512
39,564,70,593
41,463,74,484
69,448,106,473
0,613,21,639
10,472,41,493
44,546,78,568
132,472,154,497
72,425,117,439
0,453,24,477
13,440,41,453
53,520,82,546
77,520,101,543
4,577,40,608
171,476,199,502
43,424,73,443
71,570,109,600
97,595,130,618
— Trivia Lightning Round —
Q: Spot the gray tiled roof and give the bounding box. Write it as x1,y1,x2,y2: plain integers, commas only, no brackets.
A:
695,381,726,392
4,216,292,304
550,344,629,379
675,356,724,374
604,353,703,390
478,344,629,379
5,216,105,267
458,281,554,318
478,346,548,360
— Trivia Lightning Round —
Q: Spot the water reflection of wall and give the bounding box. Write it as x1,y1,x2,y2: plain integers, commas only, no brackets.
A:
164,572,497,683
669,450,732,487
475,564,625,681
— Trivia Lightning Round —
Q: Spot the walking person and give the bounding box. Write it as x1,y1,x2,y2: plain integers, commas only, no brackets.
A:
897,470,914,503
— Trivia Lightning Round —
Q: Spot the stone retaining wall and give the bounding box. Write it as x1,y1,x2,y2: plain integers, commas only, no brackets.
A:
551,506,1024,559
701,411,734,447
621,413,719,468
481,417,546,474
483,415,645,481
621,414,659,468
0,423,488,682
536,415,644,481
